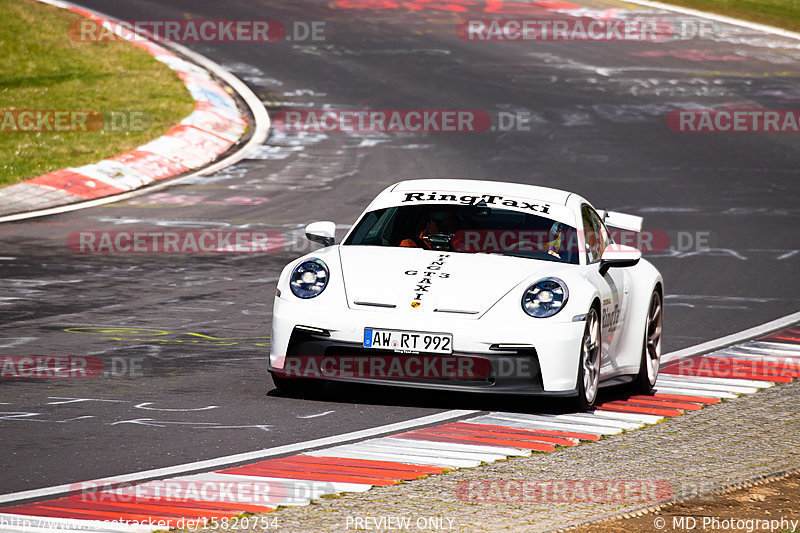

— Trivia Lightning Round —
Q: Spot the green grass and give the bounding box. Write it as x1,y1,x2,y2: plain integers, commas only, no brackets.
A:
647,0,800,33
0,0,194,187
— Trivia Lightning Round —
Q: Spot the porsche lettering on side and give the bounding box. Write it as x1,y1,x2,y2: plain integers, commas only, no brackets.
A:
269,179,663,411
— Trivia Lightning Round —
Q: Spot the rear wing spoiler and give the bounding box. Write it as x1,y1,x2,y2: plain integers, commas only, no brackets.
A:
597,210,643,232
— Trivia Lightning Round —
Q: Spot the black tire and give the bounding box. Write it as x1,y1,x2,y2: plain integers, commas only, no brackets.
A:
270,371,324,398
630,289,663,394
570,307,601,412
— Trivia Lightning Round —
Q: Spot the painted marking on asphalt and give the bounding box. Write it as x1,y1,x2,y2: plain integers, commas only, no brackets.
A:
649,392,720,404
652,386,737,399
712,349,800,364
539,413,644,430
414,422,581,446
661,363,793,383
381,436,530,456
596,402,683,417
395,430,554,453
332,441,503,462
132,403,219,412
0,410,477,505
739,339,800,351
578,410,663,425
656,374,770,389
296,410,335,419
414,424,576,446
467,416,603,440
307,448,480,469
176,471,363,496
3,324,799,531
622,396,705,410
481,413,623,435
458,420,600,441
220,463,400,487
243,457,427,481
283,455,445,475
45,398,128,405
661,312,800,363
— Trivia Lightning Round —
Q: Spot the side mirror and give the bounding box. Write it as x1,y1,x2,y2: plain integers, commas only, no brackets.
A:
305,221,336,247
599,244,641,275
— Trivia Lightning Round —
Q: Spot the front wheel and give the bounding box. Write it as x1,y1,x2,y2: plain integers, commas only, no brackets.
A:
570,307,601,412
630,289,663,393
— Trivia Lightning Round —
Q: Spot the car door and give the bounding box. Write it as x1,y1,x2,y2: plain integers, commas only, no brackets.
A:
581,205,628,371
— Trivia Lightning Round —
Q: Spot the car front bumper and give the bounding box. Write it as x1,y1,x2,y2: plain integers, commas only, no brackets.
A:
268,295,587,395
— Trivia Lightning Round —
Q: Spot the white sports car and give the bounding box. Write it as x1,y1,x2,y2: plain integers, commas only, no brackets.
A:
269,179,663,411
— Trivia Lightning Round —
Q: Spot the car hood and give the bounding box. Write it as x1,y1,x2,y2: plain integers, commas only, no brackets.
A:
338,245,575,317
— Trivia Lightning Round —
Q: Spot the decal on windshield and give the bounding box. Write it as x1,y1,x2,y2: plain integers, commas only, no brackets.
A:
401,192,551,214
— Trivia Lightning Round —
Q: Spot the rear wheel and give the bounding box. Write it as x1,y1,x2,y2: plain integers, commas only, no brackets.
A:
571,307,601,412
631,289,663,393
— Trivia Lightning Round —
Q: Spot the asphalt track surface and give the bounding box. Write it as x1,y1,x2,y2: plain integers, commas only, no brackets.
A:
1,0,799,496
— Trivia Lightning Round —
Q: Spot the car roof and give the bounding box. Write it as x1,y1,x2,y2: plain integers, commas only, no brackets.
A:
389,179,573,205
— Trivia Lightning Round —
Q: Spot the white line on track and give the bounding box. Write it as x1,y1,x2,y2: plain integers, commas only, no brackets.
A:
0,410,476,505
741,342,800,355
661,312,800,363
544,414,644,430
330,441,499,462
472,414,622,436
175,472,366,497
652,386,737,399
658,374,773,389
307,448,481,469
653,377,760,395
583,410,663,425
384,437,529,457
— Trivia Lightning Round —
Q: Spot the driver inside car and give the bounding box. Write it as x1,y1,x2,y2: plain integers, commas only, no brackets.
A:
400,210,461,249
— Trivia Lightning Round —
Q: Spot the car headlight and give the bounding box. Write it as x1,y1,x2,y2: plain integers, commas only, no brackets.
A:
522,277,568,318
290,258,329,299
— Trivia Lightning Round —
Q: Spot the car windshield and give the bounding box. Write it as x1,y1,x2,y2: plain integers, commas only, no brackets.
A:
344,204,580,264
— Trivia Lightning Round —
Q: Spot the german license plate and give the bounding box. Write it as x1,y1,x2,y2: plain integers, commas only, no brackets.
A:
363,328,453,354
